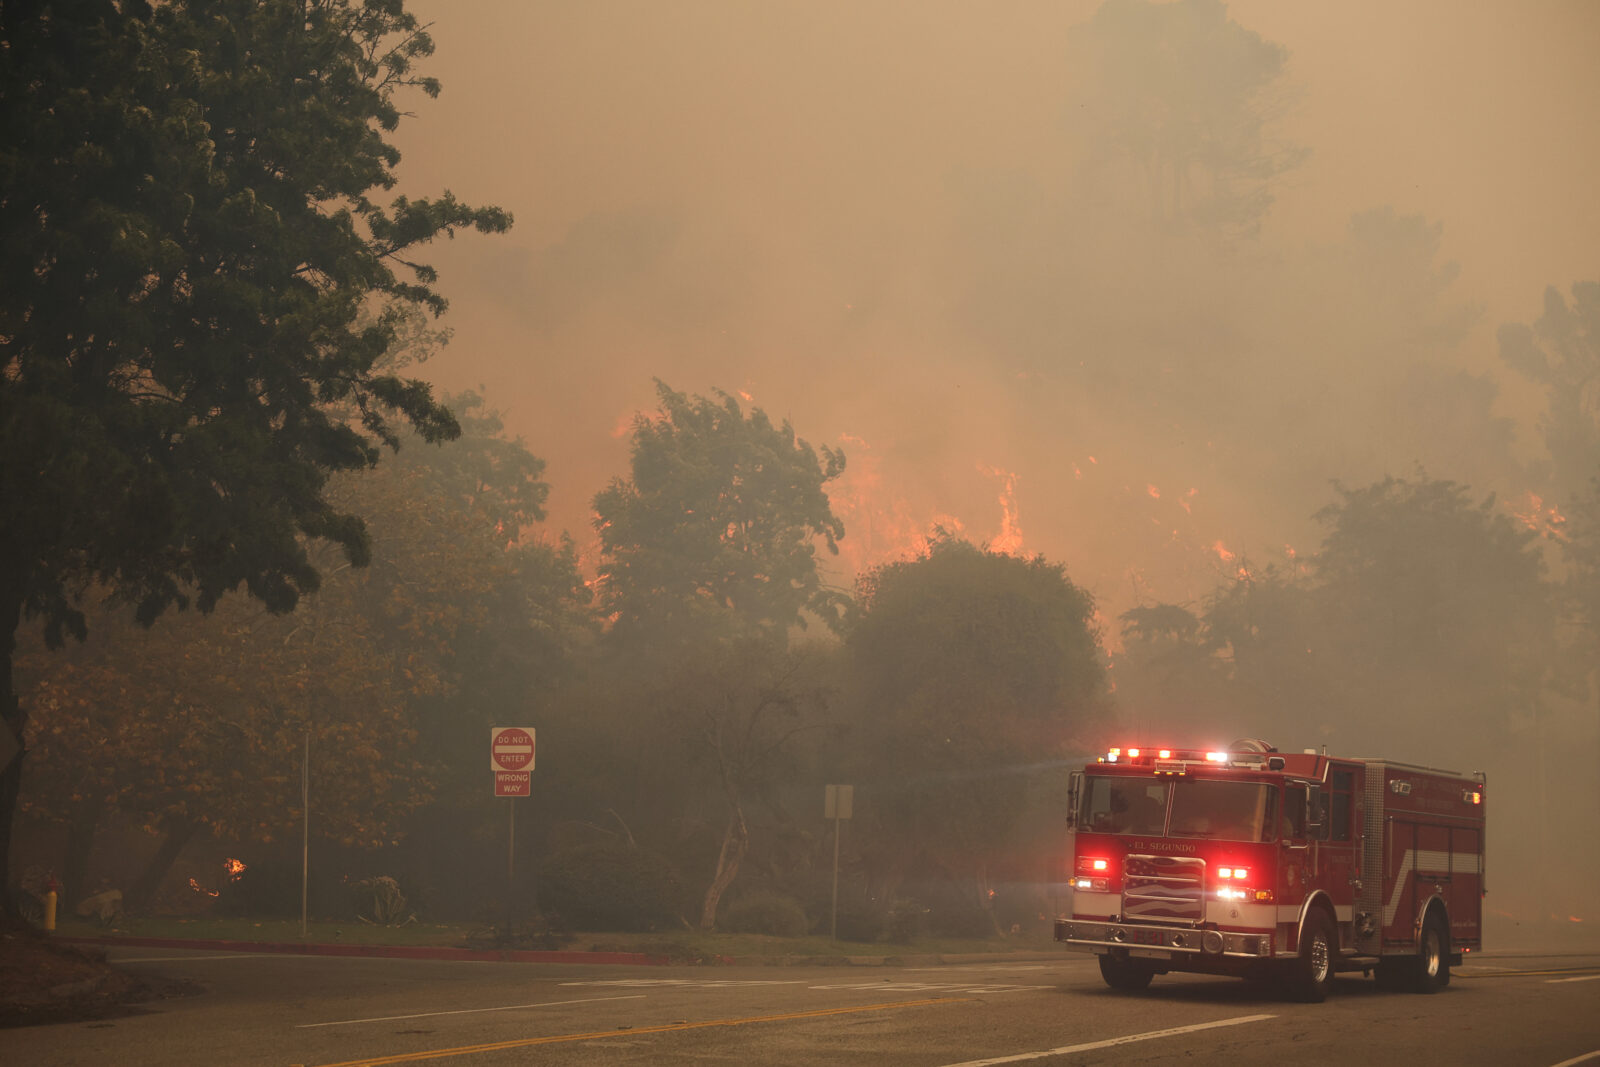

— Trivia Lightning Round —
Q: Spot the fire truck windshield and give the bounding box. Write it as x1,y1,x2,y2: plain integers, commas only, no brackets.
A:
1081,777,1169,836
1081,775,1278,843
1168,778,1277,842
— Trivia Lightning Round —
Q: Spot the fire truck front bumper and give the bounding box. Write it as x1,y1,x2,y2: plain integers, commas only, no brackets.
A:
1055,919,1274,961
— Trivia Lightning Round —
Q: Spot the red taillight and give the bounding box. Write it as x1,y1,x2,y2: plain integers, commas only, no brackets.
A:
1217,866,1250,880
1077,856,1112,874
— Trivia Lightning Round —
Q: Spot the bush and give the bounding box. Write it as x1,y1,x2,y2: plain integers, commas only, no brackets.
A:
834,901,886,942
885,897,929,943
347,875,413,925
720,891,809,937
539,841,684,932
216,859,301,918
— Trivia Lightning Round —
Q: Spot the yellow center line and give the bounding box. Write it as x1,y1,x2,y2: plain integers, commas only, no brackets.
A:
308,996,972,1067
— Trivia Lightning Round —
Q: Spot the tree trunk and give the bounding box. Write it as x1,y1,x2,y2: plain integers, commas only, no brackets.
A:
62,798,105,910
124,816,199,914
0,576,27,922
698,801,748,931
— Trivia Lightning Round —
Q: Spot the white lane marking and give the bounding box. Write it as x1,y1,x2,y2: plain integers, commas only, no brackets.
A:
811,982,1048,994
1546,975,1600,984
296,994,645,1028
1549,1051,1600,1067
904,965,1052,973
937,1014,1277,1066
560,979,804,988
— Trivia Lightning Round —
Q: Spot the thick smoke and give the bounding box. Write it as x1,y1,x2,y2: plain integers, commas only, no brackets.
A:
394,0,1599,943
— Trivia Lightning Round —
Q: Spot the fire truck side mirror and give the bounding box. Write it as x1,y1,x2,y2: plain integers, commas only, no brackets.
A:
1067,771,1084,830
1305,783,1326,839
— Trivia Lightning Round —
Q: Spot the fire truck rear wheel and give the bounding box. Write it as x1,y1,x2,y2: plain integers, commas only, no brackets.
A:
1289,909,1335,1003
1098,952,1155,992
1414,911,1450,994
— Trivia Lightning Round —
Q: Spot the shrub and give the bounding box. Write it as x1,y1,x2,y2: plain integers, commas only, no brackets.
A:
885,897,929,943
720,891,809,937
348,875,413,925
216,859,301,918
834,901,886,942
539,841,684,932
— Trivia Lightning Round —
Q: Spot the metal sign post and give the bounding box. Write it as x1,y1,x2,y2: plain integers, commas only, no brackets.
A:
825,785,853,940
491,727,536,944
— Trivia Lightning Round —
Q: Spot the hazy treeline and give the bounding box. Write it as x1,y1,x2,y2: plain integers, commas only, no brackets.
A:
16,356,1599,936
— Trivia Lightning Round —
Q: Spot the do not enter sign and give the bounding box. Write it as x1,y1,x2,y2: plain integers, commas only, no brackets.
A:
490,726,535,772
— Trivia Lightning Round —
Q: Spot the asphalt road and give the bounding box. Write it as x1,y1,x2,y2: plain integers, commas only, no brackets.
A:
9,947,1599,1066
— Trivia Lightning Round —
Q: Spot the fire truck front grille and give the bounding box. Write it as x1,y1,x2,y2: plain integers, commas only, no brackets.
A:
1122,854,1205,922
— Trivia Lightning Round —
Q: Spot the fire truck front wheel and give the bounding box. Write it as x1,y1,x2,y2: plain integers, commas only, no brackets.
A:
1098,952,1156,992
1288,909,1336,1003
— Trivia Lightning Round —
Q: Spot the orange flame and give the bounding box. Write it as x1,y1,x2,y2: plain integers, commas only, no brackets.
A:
980,465,1024,555
1509,492,1569,542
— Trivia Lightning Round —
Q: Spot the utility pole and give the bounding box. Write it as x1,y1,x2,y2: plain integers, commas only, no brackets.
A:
300,731,309,939
825,785,853,940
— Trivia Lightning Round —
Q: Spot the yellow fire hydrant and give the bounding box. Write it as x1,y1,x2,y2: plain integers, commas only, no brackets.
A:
44,877,58,933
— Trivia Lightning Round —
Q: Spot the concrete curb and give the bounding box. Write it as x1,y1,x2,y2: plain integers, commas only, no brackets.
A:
55,936,672,966
57,935,1067,968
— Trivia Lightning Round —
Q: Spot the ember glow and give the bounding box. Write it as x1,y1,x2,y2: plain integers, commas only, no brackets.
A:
1509,492,1569,542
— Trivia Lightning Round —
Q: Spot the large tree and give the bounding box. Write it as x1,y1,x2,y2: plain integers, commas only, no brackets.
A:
0,0,509,909
1069,0,1307,237
841,535,1106,934
1499,281,1600,500
592,381,847,649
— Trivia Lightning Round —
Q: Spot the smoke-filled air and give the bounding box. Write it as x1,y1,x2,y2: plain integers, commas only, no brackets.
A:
6,0,1597,951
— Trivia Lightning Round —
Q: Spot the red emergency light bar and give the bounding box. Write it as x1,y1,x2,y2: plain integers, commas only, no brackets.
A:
1103,746,1241,765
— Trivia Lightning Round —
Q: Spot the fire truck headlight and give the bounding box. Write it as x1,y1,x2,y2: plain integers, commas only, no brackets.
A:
1217,887,1249,901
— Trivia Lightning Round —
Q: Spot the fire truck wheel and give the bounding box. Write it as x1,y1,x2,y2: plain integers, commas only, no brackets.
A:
1289,909,1335,1003
1414,911,1451,994
1098,953,1155,992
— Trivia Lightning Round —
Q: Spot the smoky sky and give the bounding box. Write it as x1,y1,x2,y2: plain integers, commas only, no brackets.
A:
391,0,1600,628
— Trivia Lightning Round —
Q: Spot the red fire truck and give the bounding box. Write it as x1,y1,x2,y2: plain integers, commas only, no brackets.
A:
1055,739,1486,1001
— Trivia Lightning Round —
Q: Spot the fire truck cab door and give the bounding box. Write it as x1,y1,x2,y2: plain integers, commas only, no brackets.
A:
1278,784,1311,920
1317,765,1361,942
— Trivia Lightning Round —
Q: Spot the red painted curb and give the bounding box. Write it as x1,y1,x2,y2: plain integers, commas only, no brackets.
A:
55,935,671,966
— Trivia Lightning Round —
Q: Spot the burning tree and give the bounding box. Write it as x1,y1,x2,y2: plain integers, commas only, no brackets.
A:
0,0,508,913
